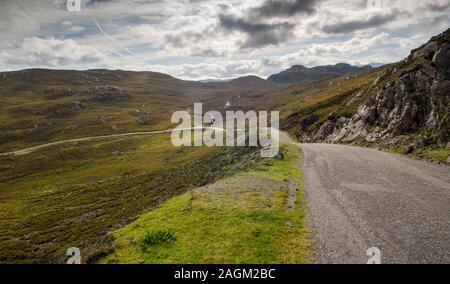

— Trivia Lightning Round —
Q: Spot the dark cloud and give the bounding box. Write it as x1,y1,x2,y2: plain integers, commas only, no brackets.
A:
426,2,450,12
250,0,321,18
216,0,320,49
218,14,295,48
321,10,404,34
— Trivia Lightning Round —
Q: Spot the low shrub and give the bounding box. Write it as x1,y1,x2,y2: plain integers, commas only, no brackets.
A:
139,230,176,248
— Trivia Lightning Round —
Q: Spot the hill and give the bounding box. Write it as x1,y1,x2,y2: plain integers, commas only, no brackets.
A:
280,29,450,163
268,63,373,85
0,69,277,263
0,69,278,152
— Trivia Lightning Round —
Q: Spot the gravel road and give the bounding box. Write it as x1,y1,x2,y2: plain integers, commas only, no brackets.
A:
300,143,450,264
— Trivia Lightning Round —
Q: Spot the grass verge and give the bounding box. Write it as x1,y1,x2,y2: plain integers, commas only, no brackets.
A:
99,144,313,264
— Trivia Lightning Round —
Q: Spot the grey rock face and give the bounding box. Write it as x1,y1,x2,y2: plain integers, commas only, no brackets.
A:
432,43,450,69
303,29,450,149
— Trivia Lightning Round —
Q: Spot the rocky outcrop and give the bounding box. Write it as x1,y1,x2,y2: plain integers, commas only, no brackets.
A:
82,86,131,102
299,29,450,152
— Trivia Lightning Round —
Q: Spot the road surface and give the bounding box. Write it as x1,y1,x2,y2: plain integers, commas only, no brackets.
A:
0,127,217,156
300,143,450,264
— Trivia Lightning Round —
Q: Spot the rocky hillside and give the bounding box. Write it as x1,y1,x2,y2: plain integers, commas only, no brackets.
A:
283,29,450,163
268,63,372,85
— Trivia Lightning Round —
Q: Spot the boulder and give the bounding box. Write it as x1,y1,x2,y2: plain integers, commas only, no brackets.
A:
404,145,414,154
314,121,336,142
299,114,319,129
72,101,84,110
412,41,438,60
432,44,450,70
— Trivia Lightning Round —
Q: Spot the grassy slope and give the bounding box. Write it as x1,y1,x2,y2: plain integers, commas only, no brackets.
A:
100,145,313,264
0,70,186,152
273,68,385,133
101,146,312,264
0,69,276,152
0,69,280,264
0,132,259,264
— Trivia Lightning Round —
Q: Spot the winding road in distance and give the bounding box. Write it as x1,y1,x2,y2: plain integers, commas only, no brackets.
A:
0,127,216,156
300,143,450,264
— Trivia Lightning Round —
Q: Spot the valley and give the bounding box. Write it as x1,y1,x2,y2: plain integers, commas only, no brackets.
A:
0,29,449,264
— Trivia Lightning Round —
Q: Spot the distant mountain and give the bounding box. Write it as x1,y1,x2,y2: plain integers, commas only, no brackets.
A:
227,75,275,89
199,79,230,83
368,63,385,68
268,63,373,85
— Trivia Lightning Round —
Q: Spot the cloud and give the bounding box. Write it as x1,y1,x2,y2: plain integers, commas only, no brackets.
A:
218,14,295,48
425,1,450,12
321,10,404,34
119,32,394,80
293,33,391,56
250,0,321,18
3,37,106,67
90,16,135,55
0,0,449,80
216,0,321,49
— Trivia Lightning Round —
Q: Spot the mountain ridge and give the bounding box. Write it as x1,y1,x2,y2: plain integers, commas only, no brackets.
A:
268,63,373,85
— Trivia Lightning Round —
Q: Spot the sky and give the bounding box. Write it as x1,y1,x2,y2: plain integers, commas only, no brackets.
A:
0,0,449,80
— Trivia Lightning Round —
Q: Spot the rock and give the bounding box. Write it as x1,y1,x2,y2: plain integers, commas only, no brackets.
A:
359,104,376,123
432,44,450,69
112,151,123,156
45,88,76,99
413,137,428,150
89,116,110,124
84,86,131,102
340,32,448,143
412,41,438,60
284,29,450,151
447,156,450,164
72,101,84,110
0,165,12,170
404,145,414,154
275,152,285,160
314,121,336,142
447,142,450,149
299,114,319,129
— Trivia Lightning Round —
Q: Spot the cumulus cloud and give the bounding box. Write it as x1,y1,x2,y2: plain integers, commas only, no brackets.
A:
0,0,449,80
321,9,406,34
2,37,106,67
